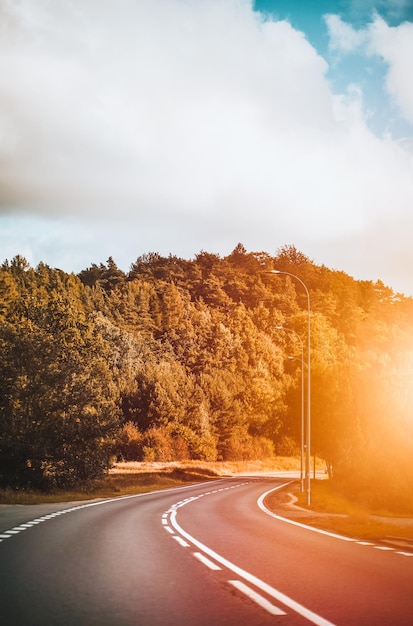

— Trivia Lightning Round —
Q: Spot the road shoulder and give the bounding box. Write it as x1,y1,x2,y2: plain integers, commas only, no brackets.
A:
264,483,413,551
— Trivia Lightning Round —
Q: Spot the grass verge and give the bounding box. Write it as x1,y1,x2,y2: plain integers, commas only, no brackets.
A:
0,466,218,505
0,457,299,505
271,479,413,542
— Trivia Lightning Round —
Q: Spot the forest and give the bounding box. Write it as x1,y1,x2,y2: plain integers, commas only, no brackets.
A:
1,244,413,511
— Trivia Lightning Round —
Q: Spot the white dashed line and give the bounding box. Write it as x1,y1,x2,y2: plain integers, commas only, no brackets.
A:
170,507,336,626
172,536,190,547
229,580,287,616
163,481,337,626
1,480,214,549
193,551,222,570
18,523,37,528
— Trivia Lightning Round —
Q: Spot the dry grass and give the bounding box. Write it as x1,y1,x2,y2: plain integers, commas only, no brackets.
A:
0,467,216,505
0,457,300,505
276,479,413,542
110,457,302,476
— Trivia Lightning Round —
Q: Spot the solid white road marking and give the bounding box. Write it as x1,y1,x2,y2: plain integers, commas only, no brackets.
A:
257,485,413,558
229,580,286,616
172,536,190,547
257,486,354,543
193,552,222,570
169,505,337,626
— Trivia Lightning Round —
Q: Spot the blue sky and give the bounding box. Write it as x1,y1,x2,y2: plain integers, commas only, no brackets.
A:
255,0,413,138
1,1,413,294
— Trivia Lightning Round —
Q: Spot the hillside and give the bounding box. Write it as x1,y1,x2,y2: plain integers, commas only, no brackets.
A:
1,244,413,511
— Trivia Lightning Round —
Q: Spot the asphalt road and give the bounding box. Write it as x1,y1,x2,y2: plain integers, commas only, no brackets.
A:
1,476,412,625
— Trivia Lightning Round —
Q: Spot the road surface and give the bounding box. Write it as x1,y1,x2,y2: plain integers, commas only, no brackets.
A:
1,475,412,625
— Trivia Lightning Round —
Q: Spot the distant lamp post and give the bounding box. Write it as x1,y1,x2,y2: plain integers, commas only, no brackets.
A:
268,270,311,506
275,326,305,493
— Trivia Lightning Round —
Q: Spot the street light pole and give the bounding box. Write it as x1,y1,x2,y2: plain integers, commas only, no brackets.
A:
269,270,311,506
275,326,305,493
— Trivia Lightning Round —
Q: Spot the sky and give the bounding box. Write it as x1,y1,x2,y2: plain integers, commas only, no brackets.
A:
1,0,413,295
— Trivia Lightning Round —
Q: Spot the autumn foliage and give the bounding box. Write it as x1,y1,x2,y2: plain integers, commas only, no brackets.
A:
1,245,413,508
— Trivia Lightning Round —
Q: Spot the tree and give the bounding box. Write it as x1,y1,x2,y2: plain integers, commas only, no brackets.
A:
0,270,18,320
0,265,120,489
3,246,413,508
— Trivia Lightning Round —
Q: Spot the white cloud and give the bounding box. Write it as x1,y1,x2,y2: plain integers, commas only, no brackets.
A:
367,16,413,123
0,1,412,294
347,0,411,22
0,0,334,217
324,14,367,52
326,12,413,125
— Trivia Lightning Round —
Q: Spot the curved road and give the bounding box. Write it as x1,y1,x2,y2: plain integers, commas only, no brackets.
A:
1,476,412,625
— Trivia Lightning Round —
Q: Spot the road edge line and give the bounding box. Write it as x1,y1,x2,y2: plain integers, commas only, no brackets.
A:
257,484,354,542
169,482,338,626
